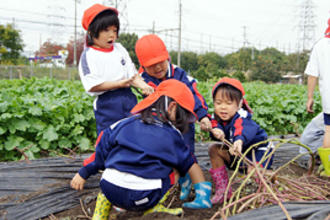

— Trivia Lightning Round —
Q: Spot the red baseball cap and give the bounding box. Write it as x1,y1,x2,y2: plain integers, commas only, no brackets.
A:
135,34,169,67
212,77,253,113
82,4,118,31
131,79,196,121
212,77,245,97
325,18,330,36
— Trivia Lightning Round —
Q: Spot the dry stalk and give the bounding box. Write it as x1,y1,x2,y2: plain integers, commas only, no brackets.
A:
251,153,292,220
79,199,92,219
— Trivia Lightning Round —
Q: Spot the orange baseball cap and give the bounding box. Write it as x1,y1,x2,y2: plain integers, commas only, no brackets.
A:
325,18,330,36
131,79,196,121
135,34,169,67
212,77,245,97
82,4,119,31
212,77,253,113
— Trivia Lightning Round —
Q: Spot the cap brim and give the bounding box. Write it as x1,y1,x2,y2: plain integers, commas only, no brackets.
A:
143,54,169,67
131,92,160,114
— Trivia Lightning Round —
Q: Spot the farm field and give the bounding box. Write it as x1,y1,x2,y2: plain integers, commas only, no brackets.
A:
0,78,328,220
0,77,321,162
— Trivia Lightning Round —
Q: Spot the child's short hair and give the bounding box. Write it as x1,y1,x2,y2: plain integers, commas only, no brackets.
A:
87,10,120,46
213,84,242,105
140,96,191,133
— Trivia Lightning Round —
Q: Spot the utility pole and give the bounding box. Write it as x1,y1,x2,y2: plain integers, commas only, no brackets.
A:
177,0,182,67
152,21,155,34
104,0,129,32
242,26,248,48
298,0,316,51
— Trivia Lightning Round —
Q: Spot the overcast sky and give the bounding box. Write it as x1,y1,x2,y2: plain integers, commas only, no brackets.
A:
1,0,329,57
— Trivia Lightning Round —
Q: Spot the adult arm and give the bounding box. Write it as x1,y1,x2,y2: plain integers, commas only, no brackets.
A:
306,75,318,113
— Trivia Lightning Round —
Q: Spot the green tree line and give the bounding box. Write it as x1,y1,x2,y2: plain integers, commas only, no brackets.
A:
0,24,310,83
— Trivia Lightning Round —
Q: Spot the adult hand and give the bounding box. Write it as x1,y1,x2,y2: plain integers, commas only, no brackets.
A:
200,117,212,131
306,98,314,113
229,139,243,156
211,128,224,141
70,173,86,191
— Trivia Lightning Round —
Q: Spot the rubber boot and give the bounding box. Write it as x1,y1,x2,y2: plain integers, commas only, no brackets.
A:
92,192,111,220
178,173,192,200
209,165,232,204
183,181,212,209
144,190,183,216
318,147,330,177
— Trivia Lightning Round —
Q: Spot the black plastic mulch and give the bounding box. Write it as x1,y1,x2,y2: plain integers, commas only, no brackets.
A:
0,139,328,220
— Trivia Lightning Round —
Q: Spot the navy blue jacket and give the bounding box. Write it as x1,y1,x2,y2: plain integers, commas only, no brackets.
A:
141,63,208,120
211,109,268,152
79,115,195,180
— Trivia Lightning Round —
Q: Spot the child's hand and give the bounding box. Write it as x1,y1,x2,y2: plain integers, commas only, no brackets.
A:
229,140,243,156
70,173,86,191
141,84,154,96
211,128,224,141
200,117,212,131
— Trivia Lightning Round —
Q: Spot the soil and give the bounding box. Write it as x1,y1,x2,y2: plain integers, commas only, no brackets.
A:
43,163,311,220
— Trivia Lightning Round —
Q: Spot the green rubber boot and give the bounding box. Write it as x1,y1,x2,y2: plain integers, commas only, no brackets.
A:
318,147,330,177
92,192,111,220
143,190,183,216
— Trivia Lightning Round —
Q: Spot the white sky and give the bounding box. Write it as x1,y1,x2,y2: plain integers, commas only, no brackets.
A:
0,0,329,57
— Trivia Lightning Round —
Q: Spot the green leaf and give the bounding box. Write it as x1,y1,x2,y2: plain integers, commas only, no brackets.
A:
0,102,8,113
21,150,36,160
39,139,50,150
59,138,72,149
73,113,85,123
1,113,12,120
71,125,84,136
28,106,43,116
43,125,58,142
13,119,30,131
30,118,46,131
78,137,91,151
4,136,24,151
0,126,6,135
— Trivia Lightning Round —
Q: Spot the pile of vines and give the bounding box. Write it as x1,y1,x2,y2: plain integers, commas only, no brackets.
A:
209,138,330,220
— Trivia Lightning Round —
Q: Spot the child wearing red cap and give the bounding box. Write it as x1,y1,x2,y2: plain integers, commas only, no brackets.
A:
71,79,212,217
304,18,330,176
79,4,153,218
79,4,153,135
208,77,274,204
135,34,212,201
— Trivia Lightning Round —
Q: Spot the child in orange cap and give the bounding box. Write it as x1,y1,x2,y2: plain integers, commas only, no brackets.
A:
71,79,212,216
79,4,153,218
135,34,212,201
79,3,153,135
208,77,274,204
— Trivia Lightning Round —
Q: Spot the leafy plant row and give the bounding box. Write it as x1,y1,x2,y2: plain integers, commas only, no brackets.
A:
0,78,321,161
0,78,97,161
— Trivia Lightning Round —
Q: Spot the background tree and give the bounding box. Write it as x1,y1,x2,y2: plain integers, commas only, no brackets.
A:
35,40,65,57
250,55,282,83
224,47,255,72
170,51,199,73
66,32,85,66
192,52,228,80
0,24,24,65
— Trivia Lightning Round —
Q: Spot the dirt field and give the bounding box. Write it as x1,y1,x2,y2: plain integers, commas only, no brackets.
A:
45,164,312,220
